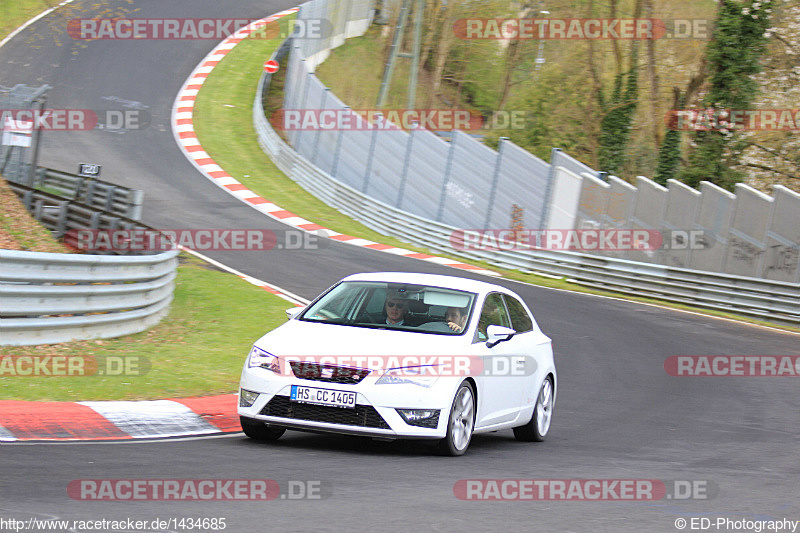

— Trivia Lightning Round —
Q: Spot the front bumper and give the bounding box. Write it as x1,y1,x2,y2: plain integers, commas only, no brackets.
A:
238,368,455,439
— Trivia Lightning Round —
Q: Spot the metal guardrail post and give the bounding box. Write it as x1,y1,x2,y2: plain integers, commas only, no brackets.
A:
395,122,417,208
483,137,508,228
362,112,382,194
436,130,458,222
330,106,348,179
130,189,145,220
539,147,561,229
55,200,69,237
311,87,330,165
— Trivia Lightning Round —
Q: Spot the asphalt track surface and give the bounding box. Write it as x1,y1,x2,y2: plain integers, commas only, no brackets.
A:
1,1,799,531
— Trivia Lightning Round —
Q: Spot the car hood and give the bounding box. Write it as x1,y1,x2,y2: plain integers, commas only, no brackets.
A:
253,319,469,363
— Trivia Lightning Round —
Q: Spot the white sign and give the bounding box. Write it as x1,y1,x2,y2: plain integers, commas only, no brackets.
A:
1,117,33,147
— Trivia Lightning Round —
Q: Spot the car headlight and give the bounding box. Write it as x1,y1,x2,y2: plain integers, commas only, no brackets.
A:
248,346,281,373
239,389,260,407
376,366,439,388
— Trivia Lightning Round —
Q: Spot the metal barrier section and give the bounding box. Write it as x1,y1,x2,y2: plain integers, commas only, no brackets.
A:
576,172,610,231
725,184,773,278
763,186,800,284
544,167,582,230
628,177,668,264
662,180,702,268
0,249,177,346
690,182,735,273
1,179,174,345
485,140,551,231
27,168,144,220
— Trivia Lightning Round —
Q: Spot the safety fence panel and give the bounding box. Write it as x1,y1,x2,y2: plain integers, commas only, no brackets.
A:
661,179,701,268
724,184,773,278
762,186,800,283
486,140,551,231
438,131,496,229
398,128,450,219
628,177,668,264
545,167,583,231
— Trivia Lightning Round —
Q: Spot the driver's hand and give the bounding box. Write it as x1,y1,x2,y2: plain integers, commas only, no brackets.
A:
447,322,462,332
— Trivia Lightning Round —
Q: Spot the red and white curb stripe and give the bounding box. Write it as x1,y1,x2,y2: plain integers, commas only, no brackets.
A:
0,394,240,442
171,9,498,278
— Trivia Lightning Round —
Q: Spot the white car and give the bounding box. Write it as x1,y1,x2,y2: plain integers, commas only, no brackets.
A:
238,272,556,455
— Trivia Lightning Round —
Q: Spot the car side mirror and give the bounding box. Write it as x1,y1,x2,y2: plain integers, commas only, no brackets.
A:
285,307,304,320
486,325,516,348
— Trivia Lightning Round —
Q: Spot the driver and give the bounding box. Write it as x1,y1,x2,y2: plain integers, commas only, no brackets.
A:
445,307,468,333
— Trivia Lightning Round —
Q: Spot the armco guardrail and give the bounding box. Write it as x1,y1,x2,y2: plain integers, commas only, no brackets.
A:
23,168,144,220
0,248,178,346
36,168,144,220
8,181,147,248
254,67,800,327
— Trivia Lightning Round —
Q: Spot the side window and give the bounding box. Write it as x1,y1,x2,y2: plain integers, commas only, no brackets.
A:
503,295,533,333
477,293,511,341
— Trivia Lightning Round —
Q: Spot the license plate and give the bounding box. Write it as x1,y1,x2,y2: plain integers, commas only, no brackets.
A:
290,385,357,409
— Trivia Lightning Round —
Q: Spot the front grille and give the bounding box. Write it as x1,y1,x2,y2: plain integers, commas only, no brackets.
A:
290,361,370,384
260,396,390,429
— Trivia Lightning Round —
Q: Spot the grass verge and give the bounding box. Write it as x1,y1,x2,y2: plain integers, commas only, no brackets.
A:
0,0,51,39
0,254,292,401
190,25,798,334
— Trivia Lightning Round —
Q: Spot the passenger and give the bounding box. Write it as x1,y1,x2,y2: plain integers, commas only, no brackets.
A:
445,306,468,333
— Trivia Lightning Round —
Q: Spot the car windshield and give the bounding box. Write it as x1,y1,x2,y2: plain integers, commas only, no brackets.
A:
299,281,477,335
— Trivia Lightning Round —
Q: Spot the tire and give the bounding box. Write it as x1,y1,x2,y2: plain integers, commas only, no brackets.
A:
240,416,286,441
438,381,475,456
513,376,554,442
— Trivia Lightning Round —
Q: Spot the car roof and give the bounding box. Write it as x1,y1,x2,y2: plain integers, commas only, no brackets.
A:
340,271,512,295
